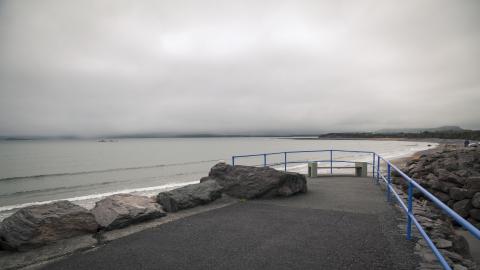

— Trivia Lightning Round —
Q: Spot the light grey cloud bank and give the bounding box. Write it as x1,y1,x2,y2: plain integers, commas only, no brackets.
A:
0,0,479,136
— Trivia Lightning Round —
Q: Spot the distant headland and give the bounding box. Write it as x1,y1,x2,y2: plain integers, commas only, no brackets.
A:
1,126,479,141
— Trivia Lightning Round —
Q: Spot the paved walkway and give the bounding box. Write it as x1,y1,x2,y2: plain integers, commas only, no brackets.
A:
43,177,418,270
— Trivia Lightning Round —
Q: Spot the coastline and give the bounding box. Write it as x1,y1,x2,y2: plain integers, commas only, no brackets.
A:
386,141,480,268
389,141,446,168
3,139,472,270
0,138,436,220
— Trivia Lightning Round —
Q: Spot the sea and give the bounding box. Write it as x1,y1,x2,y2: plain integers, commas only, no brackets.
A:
0,137,436,220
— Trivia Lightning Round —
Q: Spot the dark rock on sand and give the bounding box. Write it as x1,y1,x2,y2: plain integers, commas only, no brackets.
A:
0,201,98,250
451,234,470,257
472,192,480,208
206,162,307,199
452,199,472,218
433,191,450,203
465,176,480,191
449,188,470,201
401,147,480,226
469,208,480,221
91,194,166,230
156,180,223,212
443,158,459,171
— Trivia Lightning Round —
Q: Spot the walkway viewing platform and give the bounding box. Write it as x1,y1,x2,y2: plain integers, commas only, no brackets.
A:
2,148,478,270
44,176,417,270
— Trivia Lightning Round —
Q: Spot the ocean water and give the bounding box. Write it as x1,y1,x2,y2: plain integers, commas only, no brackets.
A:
0,138,436,220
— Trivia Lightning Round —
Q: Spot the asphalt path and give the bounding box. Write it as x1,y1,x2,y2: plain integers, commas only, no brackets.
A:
43,177,418,270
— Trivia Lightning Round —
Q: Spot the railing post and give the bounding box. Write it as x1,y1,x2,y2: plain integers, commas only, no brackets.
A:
372,153,376,180
232,156,235,166
387,164,391,202
284,152,287,172
407,181,413,240
376,155,380,183
330,150,333,175
263,154,267,167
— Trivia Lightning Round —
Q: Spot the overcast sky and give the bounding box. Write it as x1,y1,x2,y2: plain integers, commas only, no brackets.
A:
0,0,479,136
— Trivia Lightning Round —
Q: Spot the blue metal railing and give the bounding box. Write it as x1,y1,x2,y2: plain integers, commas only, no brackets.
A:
232,149,376,175
231,149,480,270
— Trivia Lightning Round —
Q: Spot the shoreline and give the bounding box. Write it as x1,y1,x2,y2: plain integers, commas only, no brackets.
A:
1,140,460,270
389,141,446,168
386,141,480,268
0,139,437,221
293,137,466,144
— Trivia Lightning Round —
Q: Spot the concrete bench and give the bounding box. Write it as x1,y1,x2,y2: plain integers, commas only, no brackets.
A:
308,162,368,177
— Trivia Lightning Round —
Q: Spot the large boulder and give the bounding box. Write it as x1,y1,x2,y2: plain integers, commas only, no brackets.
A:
451,235,470,257
472,192,480,209
433,191,450,203
437,169,463,186
206,163,307,199
0,201,98,250
465,177,480,191
453,199,472,218
449,188,470,201
91,194,166,230
469,209,480,221
156,180,223,212
443,157,458,171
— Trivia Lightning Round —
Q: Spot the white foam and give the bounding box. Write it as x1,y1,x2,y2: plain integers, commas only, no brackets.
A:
0,180,199,213
278,143,438,174
0,142,437,220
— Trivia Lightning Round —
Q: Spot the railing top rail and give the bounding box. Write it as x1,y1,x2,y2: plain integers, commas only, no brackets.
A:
232,149,374,158
231,149,480,239
382,157,480,239
231,148,480,269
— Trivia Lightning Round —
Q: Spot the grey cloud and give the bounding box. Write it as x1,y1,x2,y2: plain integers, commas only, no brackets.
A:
0,0,479,136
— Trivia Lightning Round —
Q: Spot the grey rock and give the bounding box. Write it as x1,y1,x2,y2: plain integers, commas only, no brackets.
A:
0,201,98,250
465,176,480,190
91,194,166,230
440,181,459,193
469,208,480,221
455,169,470,178
438,170,463,186
447,200,456,208
434,238,452,248
440,249,463,263
443,158,458,171
426,173,439,182
458,152,475,166
451,235,470,258
433,191,450,203
207,162,307,199
467,218,480,230
472,192,480,208
418,250,438,263
411,162,428,176
452,199,472,218
156,180,223,212
453,264,468,270
449,188,469,201
429,180,443,191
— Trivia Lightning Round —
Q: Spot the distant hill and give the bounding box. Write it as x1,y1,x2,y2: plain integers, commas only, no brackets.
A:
318,127,480,141
375,126,465,134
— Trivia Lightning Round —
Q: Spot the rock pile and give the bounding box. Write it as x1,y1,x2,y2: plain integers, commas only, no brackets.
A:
91,194,166,230
403,194,477,270
0,162,307,253
157,180,223,212
205,162,307,199
398,147,480,228
0,201,98,250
